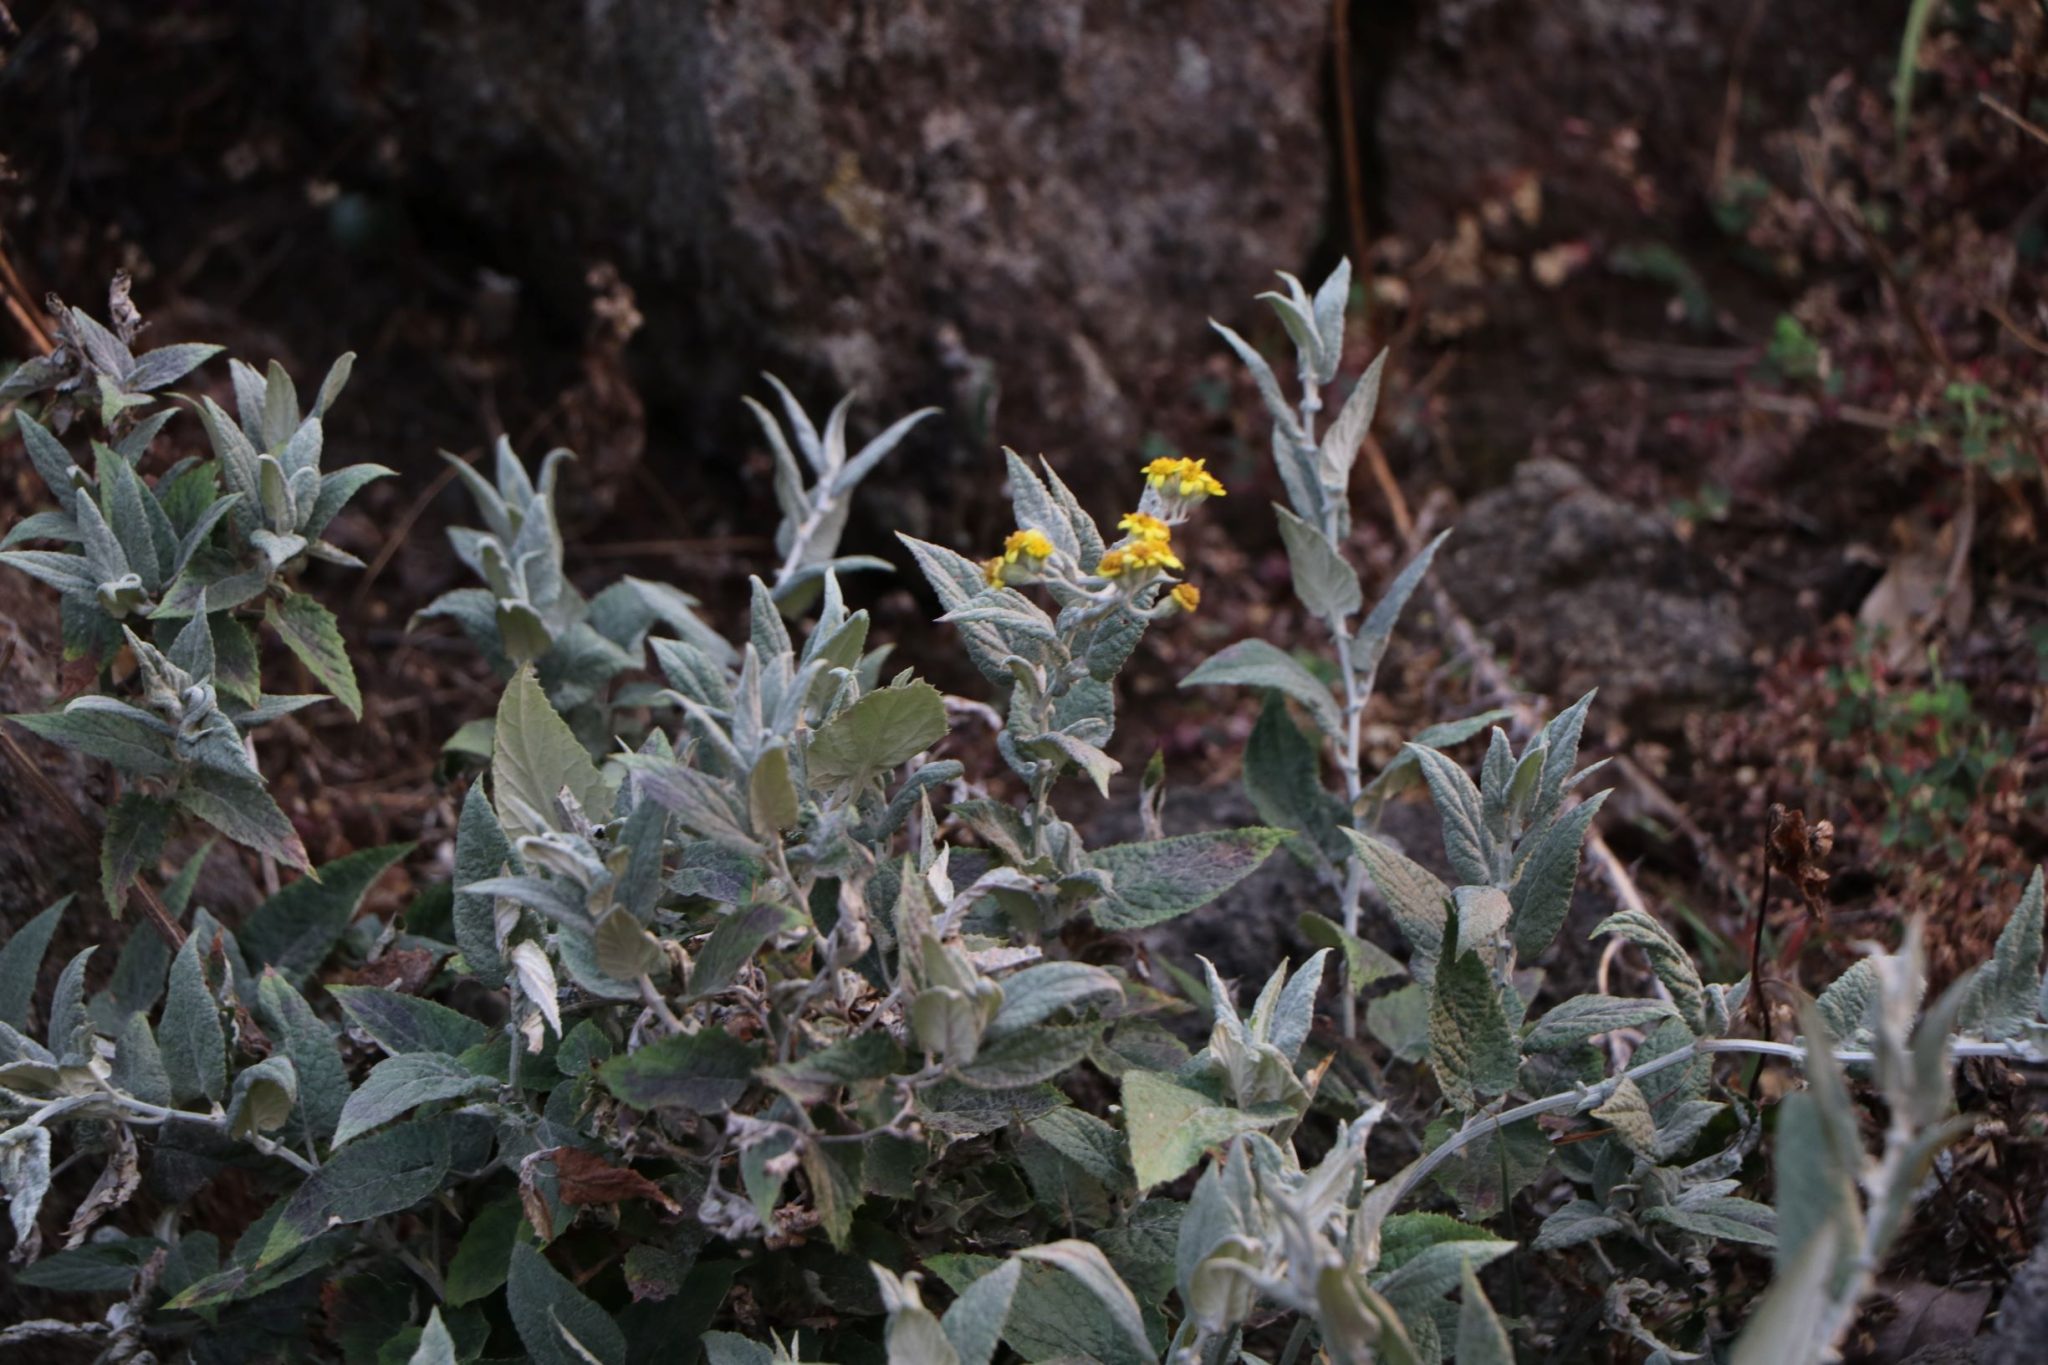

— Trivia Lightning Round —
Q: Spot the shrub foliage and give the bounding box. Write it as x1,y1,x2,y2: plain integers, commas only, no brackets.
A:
0,268,2041,1363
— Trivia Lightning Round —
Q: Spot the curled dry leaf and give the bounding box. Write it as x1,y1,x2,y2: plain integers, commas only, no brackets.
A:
62,1125,141,1250
1767,804,1836,913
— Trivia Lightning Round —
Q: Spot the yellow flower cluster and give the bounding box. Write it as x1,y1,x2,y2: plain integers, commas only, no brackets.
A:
1142,456,1227,501
1117,512,1171,542
1096,537,1183,578
983,527,1056,587
979,457,1225,612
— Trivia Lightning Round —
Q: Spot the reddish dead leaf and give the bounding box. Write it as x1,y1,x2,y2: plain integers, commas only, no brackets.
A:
548,1147,683,1215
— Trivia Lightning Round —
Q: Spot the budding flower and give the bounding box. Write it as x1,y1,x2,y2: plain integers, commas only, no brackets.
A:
1170,582,1201,614
984,527,1057,587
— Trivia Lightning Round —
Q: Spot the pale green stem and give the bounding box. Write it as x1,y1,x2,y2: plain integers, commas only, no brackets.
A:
1298,374,1371,1038
639,974,685,1035
101,1092,320,1176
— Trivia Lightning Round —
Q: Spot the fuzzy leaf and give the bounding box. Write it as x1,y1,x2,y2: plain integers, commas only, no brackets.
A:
1816,959,1880,1043
110,1014,172,1107
956,1023,1098,1090
127,342,221,391
252,1118,453,1272
13,705,175,778
942,1257,1022,1365
1591,908,1707,1031
1428,948,1519,1113
507,1240,627,1365
1643,1198,1777,1247
1407,743,1493,886
801,1140,864,1250
328,985,488,1057
1342,828,1452,985
1318,345,1384,491
1962,866,2044,1040
159,929,226,1104
746,741,801,837
238,843,413,984
986,963,1123,1040
44,946,95,1062
0,897,68,1031
1274,504,1361,619
1533,1199,1628,1251
17,412,81,513
1454,1260,1515,1365
256,971,350,1145
265,592,361,719
1181,639,1341,737
453,781,517,982
175,767,311,872
1731,1219,1842,1365
0,1123,53,1250
493,664,611,842
600,1027,760,1114
1013,1241,1154,1364
332,1053,494,1147
1523,994,1678,1051
1508,792,1608,960
1243,693,1346,867
1352,530,1450,679
408,1308,459,1365
1120,1070,1293,1191
226,1055,299,1139
1299,911,1405,999
1088,828,1287,930
1029,1108,1134,1194
1591,1077,1659,1156
688,902,802,1001
806,680,948,791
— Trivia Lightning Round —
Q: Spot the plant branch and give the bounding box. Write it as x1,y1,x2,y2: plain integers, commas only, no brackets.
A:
1298,371,1372,1039
1380,1035,2036,1211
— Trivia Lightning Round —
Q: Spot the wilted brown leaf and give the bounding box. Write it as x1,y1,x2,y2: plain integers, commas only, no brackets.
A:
548,1146,683,1215
1768,803,1835,913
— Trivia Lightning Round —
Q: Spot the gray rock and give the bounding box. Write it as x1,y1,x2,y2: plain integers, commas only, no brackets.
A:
1907,1346,1987,1365
268,1,1329,469
1436,458,1753,727
1984,1201,2048,1365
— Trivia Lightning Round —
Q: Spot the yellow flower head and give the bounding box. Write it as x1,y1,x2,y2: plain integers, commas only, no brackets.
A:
1171,583,1201,614
1002,528,1056,565
1097,537,1183,578
1117,512,1173,543
981,556,1005,588
1142,456,1227,501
